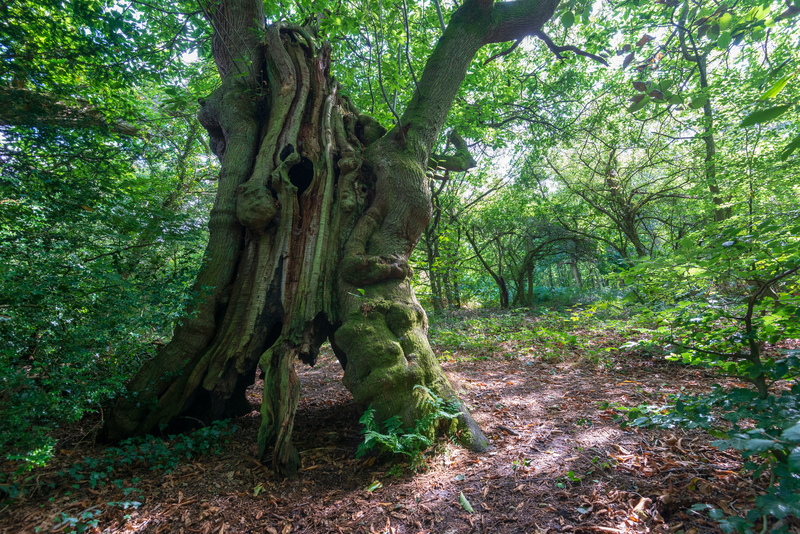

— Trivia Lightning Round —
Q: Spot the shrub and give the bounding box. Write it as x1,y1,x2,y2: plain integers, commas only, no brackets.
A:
617,213,800,532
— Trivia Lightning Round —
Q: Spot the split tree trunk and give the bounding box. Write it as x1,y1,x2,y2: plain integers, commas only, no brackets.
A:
104,0,559,476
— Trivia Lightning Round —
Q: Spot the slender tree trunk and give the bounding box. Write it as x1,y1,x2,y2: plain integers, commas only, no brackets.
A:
445,223,463,308
465,229,510,308
527,269,534,303
424,226,445,312
442,267,454,309
677,5,729,222
570,260,582,288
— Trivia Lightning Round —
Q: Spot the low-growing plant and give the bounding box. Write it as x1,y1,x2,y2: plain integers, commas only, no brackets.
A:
0,419,236,503
356,386,462,470
48,499,142,534
616,214,800,532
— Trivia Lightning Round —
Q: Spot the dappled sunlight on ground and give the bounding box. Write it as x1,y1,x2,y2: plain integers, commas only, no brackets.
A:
3,310,785,533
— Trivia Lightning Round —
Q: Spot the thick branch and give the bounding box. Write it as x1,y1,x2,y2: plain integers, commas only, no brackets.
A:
0,87,139,136
429,130,477,172
398,0,560,157
202,0,264,81
483,39,522,65
483,0,561,44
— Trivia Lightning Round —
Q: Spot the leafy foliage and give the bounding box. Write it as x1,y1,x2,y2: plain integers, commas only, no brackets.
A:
615,213,800,530
0,420,236,503
356,386,462,470
0,126,211,468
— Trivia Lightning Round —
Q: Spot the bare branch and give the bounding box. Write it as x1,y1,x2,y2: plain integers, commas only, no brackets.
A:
533,30,609,66
432,0,447,32
483,39,522,65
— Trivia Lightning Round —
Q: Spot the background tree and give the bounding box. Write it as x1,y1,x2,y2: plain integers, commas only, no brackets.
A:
0,0,217,465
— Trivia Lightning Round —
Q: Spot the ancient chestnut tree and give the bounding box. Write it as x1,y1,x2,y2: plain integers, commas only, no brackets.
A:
103,0,560,475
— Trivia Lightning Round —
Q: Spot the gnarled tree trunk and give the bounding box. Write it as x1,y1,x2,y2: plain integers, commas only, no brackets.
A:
103,0,558,476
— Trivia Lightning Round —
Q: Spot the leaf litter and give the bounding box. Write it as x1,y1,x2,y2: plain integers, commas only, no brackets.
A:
2,308,795,533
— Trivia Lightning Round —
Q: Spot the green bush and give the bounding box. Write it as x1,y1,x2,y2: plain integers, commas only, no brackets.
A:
617,213,800,532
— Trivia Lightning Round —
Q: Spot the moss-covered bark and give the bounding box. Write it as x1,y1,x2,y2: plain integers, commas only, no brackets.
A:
105,0,560,475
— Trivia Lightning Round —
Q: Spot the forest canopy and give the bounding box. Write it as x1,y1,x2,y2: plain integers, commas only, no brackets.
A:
1,0,799,529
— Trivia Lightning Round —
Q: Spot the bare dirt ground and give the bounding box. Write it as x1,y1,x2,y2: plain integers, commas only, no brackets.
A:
2,309,792,534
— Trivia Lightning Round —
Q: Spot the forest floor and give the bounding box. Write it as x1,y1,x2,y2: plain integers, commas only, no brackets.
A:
1,308,791,534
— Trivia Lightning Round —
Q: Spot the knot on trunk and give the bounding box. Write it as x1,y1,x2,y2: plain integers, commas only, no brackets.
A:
236,181,280,234
337,153,365,213
340,253,410,286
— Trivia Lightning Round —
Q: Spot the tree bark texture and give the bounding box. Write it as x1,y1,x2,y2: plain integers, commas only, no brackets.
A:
104,0,559,476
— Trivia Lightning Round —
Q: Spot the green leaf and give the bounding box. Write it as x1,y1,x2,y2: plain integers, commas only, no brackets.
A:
668,94,684,105
366,480,383,492
716,31,731,49
743,439,777,453
690,94,709,109
657,79,674,92
759,74,795,101
459,492,475,513
628,95,651,113
740,104,793,127
789,447,800,472
780,133,800,160
760,59,793,89
782,422,800,441
561,11,575,28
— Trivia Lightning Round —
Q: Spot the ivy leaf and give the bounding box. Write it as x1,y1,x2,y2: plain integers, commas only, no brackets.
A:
755,493,798,520
740,104,793,127
709,508,725,520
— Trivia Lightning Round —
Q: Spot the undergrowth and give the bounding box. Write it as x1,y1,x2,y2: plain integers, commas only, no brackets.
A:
0,419,236,505
356,386,462,470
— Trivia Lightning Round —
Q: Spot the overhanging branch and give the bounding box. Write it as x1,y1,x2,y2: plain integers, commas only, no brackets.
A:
533,30,609,66
483,39,522,65
428,130,477,172
0,86,140,136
